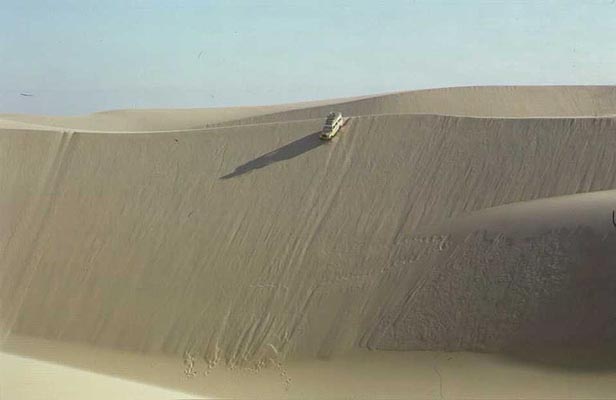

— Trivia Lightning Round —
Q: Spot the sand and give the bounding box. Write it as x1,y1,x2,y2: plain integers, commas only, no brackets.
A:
2,86,616,398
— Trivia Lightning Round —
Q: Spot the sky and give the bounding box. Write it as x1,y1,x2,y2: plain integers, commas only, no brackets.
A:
1,0,616,115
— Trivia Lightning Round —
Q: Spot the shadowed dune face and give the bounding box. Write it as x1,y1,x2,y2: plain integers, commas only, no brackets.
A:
2,87,616,384
365,190,616,369
369,228,616,359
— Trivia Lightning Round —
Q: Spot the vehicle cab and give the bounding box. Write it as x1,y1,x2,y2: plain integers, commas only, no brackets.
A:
320,112,344,140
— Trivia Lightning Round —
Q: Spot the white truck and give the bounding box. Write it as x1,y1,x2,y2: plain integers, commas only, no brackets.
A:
320,112,344,140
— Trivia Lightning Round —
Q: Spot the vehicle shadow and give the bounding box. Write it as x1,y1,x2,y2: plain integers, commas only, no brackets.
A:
220,131,327,179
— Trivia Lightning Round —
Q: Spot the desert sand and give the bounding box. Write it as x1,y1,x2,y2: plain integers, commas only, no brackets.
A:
1,86,616,399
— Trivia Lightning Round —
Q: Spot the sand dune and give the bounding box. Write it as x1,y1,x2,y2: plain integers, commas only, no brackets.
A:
0,350,197,400
212,85,616,127
4,334,616,400
2,86,616,398
0,94,366,132
370,190,616,353
3,85,616,132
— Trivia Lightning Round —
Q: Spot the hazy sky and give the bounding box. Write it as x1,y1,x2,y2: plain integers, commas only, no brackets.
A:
1,0,615,115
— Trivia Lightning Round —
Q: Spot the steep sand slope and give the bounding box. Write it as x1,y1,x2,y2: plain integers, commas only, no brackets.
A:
2,87,616,398
2,113,616,363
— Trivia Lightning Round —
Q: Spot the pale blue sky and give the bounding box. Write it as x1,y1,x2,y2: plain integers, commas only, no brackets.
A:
1,0,615,115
